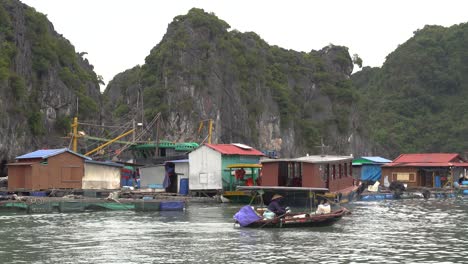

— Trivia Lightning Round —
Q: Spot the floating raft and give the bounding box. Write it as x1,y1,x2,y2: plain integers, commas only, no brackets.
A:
0,198,185,214
359,190,457,201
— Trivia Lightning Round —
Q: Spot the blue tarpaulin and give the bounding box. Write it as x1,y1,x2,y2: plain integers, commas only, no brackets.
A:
361,165,382,182
234,205,262,227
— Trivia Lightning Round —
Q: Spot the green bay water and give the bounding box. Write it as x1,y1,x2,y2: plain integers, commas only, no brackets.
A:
0,199,468,263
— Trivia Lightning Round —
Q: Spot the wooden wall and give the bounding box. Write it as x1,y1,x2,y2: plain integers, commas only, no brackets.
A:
261,160,354,193
261,162,279,186
302,163,323,188
8,152,84,191
381,167,420,187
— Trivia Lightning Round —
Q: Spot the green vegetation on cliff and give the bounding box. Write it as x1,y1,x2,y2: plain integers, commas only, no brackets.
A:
24,8,100,120
110,8,357,153
354,23,468,156
0,0,102,160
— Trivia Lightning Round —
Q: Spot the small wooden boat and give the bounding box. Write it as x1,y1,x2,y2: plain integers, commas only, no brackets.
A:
233,186,351,228
240,208,349,228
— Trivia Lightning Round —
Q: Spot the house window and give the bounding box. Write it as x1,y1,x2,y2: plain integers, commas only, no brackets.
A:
392,172,416,182
199,173,208,184
322,164,329,182
344,163,348,177
339,164,342,179
332,165,336,180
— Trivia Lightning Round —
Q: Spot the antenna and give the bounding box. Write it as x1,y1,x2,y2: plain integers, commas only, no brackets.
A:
314,138,329,156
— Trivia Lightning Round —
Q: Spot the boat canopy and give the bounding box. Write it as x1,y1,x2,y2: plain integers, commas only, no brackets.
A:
226,163,262,169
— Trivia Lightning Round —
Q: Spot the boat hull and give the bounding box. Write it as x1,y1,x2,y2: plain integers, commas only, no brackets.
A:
242,208,347,228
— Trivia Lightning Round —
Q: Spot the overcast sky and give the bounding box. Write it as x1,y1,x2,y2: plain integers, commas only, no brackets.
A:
21,0,468,90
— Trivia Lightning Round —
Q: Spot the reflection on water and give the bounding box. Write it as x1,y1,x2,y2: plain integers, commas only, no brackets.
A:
1,199,468,263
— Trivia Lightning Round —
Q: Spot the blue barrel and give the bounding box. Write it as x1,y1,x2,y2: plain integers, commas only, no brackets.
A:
179,178,189,195
435,176,441,188
463,190,468,195
360,195,371,201
462,181,468,185
31,191,47,197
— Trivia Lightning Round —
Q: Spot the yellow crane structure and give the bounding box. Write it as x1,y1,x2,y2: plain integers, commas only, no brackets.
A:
198,119,213,144
70,117,135,157
84,129,135,156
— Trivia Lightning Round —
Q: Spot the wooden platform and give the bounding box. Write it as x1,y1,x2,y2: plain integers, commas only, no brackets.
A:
0,197,185,214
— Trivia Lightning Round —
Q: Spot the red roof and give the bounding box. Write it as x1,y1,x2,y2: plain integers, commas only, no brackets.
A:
392,153,463,163
205,144,264,156
384,162,468,167
383,153,467,168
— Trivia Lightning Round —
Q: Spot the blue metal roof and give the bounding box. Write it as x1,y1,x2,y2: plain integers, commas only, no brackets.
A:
85,160,124,167
16,148,91,160
362,156,392,163
167,159,189,163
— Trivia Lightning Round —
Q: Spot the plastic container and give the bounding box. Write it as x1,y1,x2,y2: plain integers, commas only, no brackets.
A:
30,191,47,197
435,176,441,188
179,178,189,195
160,201,185,211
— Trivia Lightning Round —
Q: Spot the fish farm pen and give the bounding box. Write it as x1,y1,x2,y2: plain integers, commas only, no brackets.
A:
0,197,186,214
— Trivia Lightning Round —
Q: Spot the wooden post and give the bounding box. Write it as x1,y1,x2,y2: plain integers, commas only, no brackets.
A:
208,119,213,144
71,117,78,152
132,119,136,143
155,118,160,158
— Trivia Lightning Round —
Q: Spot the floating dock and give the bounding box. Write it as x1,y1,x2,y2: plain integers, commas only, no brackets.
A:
0,197,186,214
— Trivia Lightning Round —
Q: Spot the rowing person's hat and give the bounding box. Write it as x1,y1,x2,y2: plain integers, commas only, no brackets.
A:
271,194,283,200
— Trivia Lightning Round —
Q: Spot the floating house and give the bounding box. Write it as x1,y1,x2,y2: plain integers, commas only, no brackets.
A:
188,143,264,195
261,155,355,194
83,160,123,189
352,156,391,183
8,148,123,191
381,153,468,188
139,160,189,194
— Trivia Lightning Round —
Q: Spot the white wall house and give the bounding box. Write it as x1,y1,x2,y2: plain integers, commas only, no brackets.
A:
188,144,264,194
83,160,123,189
189,145,223,192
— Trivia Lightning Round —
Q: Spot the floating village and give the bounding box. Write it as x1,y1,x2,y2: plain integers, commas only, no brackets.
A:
1,117,468,228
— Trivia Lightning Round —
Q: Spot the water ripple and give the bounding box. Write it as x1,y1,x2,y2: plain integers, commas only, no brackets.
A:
0,200,468,263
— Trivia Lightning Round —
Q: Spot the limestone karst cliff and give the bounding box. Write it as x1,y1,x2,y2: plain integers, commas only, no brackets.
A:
0,0,102,163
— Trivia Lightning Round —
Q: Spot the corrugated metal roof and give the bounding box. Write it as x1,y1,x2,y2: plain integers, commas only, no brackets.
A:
262,155,353,164
85,160,124,167
205,144,264,156
16,148,91,160
362,156,392,163
392,153,462,163
383,162,468,167
166,159,189,163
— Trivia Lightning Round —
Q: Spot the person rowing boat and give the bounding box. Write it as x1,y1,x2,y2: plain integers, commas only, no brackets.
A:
267,194,287,216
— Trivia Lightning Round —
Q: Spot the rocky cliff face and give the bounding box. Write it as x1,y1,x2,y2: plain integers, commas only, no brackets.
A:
105,8,367,158
0,0,102,162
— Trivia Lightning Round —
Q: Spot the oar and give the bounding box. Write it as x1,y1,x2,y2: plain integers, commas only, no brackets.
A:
259,212,287,228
